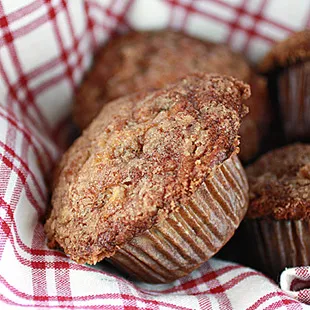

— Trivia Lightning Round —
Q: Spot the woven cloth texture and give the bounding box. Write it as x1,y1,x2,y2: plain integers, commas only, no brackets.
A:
0,0,310,309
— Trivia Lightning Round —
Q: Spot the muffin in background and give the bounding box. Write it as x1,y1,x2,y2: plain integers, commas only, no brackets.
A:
242,143,310,280
46,73,250,283
73,30,270,162
259,30,310,143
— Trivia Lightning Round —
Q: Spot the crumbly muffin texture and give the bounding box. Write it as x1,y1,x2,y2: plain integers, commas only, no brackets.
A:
74,31,251,129
259,30,310,73
246,143,310,220
45,73,250,265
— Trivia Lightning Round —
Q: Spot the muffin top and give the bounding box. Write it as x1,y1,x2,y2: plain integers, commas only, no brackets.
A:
259,30,310,73
46,73,250,264
74,30,252,129
246,143,310,220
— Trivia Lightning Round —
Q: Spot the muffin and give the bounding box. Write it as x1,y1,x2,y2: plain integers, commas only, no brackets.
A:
46,73,250,283
259,30,310,142
73,30,269,162
244,143,310,280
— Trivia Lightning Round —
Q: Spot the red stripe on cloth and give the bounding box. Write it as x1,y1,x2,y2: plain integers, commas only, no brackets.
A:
1,0,44,25
179,0,196,31
111,0,135,32
242,0,269,54
189,272,266,296
31,234,49,302
1,197,148,296
118,280,141,309
166,0,275,43
0,108,17,206
0,213,77,269
0,112,16,261
0,295,98,309
105,0,132,25
203,262,232,310
197,294,212,310
31,44,91,99
84,1,97,49
298,289,310,305
32,72,67,97
0,110,54,174
0,127,26,263
226,0,248,47
0,12,60,48
86,0,134,44
269,299,303,309
0,59,49,138
0,141,46,202
207,0,294,33
86,17,112,33
0,274,192,309
0,3,54,134
296,267,310,278
54,261,73,306
0,293,191,310
44,0,75,91
167,0,177,28
246,292,301,310
6,24,89,105
0,154,44,216
61,0,83,93
0,215,11,259
0,196,66,258
159,265,243,293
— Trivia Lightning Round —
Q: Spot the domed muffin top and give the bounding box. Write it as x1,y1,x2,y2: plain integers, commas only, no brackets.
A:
74,30,252,129
259,30,310,73
246,143,310,220
46,73,250,264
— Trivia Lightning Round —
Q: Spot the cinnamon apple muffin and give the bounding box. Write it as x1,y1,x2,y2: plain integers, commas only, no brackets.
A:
259,30,310,142
73,30,269,161
244,143,310,279
46,73,250,283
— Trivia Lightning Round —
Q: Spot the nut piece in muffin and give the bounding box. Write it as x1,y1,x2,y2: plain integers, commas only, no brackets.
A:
243,143,310,279
259,30,310,142
46,73,250,283
74,30,269,162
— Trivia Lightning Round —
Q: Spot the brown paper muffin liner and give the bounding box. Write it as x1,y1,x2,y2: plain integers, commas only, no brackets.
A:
108,154,248,283
243,219,310,280
278,61,310,141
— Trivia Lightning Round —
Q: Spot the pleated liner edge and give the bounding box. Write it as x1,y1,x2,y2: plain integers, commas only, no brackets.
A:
108,154,249,283
244,218,310,280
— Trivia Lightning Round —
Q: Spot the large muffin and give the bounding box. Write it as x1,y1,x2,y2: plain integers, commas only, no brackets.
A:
46,73,250,283
73,31,269,162
259,30,310,142
244,143,310,279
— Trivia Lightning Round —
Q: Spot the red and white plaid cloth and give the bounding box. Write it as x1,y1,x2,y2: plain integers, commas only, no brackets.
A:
0,0,310,309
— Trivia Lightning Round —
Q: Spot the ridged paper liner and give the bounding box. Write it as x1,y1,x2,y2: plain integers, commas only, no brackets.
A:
278,61,310,141
243,219,310,280
108,154,248,283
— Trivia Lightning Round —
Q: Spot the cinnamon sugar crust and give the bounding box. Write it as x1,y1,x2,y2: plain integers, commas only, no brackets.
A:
45,73,250,264
73,30,269,161
246,143,310,220
259,30,310,73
